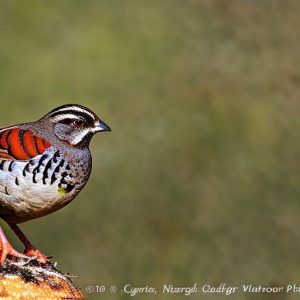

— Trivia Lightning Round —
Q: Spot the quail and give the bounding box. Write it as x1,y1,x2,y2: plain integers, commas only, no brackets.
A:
0,104,111,263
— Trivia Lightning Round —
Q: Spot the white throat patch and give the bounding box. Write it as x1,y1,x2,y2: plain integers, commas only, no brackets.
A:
71,128,91,145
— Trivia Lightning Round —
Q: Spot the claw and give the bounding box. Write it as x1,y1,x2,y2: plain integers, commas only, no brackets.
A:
0,229,27,264
0,246,27,263
24,247,49,264
7,223,50,264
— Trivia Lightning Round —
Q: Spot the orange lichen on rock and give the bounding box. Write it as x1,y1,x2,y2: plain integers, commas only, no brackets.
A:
0,256,83,300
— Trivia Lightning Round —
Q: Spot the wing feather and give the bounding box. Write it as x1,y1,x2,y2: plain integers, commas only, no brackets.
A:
0,127,51,161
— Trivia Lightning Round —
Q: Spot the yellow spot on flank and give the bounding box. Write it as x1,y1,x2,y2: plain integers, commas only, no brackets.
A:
58,187,68,195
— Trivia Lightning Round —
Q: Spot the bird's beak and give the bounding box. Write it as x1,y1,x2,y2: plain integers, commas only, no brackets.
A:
94,120,111,133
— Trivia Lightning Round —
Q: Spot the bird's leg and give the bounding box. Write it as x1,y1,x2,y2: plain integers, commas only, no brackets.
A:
7,223,49,264
0,225,27,263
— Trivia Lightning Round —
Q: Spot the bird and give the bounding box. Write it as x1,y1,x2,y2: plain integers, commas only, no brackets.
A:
0,104,110,264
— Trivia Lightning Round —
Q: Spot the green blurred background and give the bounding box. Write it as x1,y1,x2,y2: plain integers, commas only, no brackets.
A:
0,0,300,299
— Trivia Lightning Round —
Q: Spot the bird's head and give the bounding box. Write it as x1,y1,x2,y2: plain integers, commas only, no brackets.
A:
42,104,111,147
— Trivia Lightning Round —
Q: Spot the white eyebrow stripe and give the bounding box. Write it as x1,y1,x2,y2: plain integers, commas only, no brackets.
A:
52,114,83,122
72,128,91,145
51,106,95,120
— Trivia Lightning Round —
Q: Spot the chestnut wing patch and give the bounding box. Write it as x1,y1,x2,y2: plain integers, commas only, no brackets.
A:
0,128,51,160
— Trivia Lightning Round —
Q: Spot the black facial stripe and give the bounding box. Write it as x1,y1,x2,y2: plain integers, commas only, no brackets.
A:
49,110,95,125
72,131,93,146
56,117,85,126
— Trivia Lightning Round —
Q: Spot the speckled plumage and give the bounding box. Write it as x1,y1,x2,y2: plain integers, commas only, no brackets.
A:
0,104,110,264
0,146,91,223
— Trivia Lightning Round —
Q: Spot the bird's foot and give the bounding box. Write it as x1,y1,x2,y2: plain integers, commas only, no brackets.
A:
24,247,49,264
0,242,27,264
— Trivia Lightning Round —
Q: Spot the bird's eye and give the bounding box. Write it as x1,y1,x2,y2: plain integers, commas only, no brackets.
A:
73,120,85,128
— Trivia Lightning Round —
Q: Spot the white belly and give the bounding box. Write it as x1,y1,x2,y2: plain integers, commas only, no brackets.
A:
0,148,81,223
